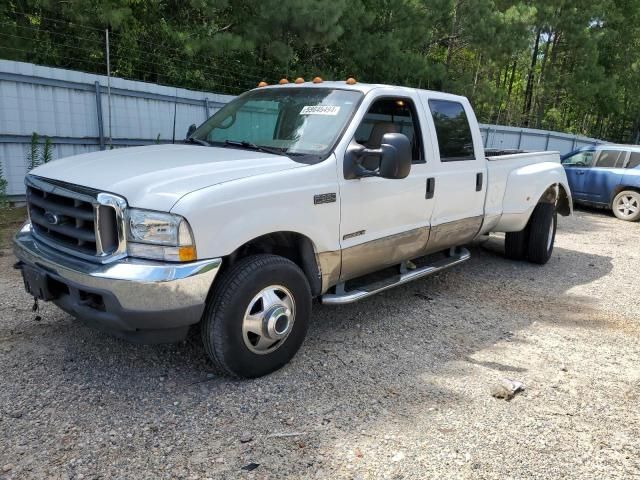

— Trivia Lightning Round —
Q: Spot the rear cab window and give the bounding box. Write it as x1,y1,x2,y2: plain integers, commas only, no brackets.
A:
428,99,476,161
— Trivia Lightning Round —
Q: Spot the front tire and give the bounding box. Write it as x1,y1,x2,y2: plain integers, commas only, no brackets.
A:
201,254,311,378
526,202,557,265
612,190,640,221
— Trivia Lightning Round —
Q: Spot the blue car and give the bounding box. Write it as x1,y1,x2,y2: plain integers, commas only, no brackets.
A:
561,145,640,221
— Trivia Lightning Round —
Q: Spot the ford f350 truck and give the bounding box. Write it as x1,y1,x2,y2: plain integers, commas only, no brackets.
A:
14,80,572,378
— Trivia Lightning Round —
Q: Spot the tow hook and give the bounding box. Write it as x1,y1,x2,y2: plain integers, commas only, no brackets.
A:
13,261,24,270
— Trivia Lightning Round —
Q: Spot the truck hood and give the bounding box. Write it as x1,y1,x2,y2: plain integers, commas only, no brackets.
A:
31,144,305,211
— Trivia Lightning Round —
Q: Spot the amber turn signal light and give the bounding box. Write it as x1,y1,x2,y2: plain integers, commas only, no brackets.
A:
178,246,197,262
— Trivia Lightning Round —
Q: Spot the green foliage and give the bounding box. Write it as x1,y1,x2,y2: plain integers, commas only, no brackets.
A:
41,136,53,163
25,133,53,172
2,0,640,142
26,132,40,171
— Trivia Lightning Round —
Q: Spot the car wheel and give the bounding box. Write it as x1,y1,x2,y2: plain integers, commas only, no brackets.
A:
612,190,640,221
505,227,529,261
526,202,557,265
201,254,311,378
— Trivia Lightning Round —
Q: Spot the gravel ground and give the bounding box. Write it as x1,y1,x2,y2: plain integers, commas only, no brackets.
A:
1,207,639,480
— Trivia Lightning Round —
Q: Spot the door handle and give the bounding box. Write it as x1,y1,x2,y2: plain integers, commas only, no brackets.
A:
426,177,435,199
476,172,483,191
576,171,585,175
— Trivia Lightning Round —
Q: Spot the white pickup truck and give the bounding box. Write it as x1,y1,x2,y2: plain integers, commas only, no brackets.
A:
14,80,572,377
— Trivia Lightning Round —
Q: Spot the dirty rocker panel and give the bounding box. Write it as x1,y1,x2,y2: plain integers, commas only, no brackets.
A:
424,216,483,255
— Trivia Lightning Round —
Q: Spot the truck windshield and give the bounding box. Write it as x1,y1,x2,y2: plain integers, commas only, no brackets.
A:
191,88,363,163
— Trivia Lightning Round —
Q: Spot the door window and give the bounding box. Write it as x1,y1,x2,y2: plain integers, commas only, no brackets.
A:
562,150,595,167
428,100,475,161
594,150,624,168
626,152,640,169
354,97,424,164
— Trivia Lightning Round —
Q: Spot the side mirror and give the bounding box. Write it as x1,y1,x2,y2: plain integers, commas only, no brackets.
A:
344,132,412,180
378,133,412,179
186,124,197,139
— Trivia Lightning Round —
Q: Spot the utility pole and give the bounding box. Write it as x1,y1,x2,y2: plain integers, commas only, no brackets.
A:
105,28,113,148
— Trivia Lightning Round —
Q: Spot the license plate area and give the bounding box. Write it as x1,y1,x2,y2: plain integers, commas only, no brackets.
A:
21,265,57,301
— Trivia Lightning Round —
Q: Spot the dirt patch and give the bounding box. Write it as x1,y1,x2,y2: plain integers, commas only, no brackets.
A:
0,207,639,479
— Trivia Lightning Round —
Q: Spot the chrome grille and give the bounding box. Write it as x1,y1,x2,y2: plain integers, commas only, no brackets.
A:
26,176,127,263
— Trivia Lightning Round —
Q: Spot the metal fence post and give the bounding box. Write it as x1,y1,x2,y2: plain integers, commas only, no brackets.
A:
484,127,490,148
94,81,105,150
545,132,550,150
572,135,577,150
517,129,523,150
204,98,210,120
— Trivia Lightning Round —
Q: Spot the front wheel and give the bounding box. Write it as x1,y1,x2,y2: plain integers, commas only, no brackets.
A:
612,190,640,222
201,254,311,378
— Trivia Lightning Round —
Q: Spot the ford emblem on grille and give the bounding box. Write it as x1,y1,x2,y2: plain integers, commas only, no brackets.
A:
43,211,60,225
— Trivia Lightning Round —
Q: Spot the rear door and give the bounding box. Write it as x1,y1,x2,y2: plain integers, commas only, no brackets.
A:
583,149,627,204
417,94,486,253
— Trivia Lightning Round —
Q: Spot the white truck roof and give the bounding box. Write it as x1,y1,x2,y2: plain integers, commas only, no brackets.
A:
258,80,468,102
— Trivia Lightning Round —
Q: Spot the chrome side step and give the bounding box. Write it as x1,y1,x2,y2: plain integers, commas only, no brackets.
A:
321,247,471,305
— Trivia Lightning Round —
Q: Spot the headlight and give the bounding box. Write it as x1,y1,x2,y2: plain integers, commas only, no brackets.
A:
126,209,196,262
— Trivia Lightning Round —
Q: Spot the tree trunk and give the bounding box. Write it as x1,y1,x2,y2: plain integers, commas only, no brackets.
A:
522,28,542,127
535,31,553,128
445,1,460,70
503,59,517,125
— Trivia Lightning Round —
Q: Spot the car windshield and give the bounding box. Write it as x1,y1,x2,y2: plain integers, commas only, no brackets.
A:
191,88,363,163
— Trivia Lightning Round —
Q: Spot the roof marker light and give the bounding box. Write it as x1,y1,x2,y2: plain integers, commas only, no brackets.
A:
346,77,357,85
295,77,305,84
279,78,289,85
257,81,268,87
312,77,323,83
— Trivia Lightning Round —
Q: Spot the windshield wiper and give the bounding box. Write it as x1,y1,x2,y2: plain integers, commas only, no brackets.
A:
223,140,286,156
185,137,211,147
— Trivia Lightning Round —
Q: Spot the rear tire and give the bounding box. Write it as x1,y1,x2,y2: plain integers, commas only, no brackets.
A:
526,202,557,265
505,228,529,260
201,254,311,378
612,190,640,221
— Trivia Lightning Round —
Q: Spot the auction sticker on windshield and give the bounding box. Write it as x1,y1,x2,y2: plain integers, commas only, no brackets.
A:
300,105,341,115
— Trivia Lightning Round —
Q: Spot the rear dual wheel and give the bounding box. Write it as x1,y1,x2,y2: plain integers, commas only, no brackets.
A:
504,202,557,265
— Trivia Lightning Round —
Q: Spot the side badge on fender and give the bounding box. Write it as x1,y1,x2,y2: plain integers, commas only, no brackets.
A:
314,193,337,205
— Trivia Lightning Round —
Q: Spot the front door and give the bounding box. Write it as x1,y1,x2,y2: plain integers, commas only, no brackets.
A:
418,95,486,253
561,149,595,200
337,90,434,281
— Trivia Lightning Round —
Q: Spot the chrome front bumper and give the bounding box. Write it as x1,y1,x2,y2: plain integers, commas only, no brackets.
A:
13,224,222,343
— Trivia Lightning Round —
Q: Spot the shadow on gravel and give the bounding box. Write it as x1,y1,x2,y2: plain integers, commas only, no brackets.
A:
0,223,618,478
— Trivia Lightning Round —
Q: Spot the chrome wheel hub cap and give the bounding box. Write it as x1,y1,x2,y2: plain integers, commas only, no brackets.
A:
242,285,295,355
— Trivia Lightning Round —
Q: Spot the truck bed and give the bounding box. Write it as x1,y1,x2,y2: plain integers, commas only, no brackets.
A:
482,151,563,234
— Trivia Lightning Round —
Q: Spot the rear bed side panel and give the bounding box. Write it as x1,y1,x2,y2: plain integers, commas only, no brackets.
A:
491,157,572,232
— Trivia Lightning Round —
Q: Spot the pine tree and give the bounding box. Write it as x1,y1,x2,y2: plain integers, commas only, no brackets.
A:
26,132,40,171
